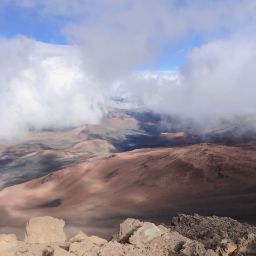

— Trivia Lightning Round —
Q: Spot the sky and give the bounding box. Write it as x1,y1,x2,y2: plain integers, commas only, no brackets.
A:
0,0,256,141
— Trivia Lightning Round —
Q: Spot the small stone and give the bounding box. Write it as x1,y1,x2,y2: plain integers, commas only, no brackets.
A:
69,231,88,243
217,239,237,256
54,246,75,256
69,241,100,256
180,240,207,256
235,233,256,255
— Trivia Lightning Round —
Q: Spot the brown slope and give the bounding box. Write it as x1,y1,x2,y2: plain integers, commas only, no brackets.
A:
0,138,116,189
0,143,255,238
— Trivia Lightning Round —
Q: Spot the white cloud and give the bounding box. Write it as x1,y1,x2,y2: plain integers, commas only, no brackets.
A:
116,36,256,131
0,37,105,142
2,1,256,79
0,1,256,140
1,34,256,141
180,37,256,118
111,71,180,108
63,0,256,83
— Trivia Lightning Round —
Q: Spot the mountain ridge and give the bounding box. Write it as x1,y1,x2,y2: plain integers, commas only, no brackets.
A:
0,143,255,238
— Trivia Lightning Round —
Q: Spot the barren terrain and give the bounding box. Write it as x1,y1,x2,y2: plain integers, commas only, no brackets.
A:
0,143,255,238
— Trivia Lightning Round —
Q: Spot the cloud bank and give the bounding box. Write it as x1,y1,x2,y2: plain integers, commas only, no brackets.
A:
0,0,256,140
64,0,256,80
0,37,104,141
119,36,256,131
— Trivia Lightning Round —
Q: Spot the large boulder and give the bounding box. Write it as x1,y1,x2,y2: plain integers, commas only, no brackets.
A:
118,218,143,242
171,214,256,250
129,222,163,247
25,216,66,244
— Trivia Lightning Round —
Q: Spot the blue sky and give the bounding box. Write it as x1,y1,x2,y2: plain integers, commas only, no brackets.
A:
0,5,67,44
0,0,255,74
0,0,212,71
0,6,186,70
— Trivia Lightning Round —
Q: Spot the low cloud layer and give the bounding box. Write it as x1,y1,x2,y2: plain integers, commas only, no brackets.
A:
119,36,256,132
0,1,256,141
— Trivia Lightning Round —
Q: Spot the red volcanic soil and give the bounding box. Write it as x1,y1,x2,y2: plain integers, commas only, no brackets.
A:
0,143,255,237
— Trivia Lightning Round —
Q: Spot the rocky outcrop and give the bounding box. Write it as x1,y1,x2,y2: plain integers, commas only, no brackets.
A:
118,218,143,242
171,214,256,250
235,233,256,255
25,216,66,244
0,214,255,256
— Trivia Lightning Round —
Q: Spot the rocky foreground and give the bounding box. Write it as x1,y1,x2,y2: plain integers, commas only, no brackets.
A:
0,215,256,256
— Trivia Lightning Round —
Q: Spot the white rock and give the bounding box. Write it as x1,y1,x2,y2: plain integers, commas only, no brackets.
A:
129,222,162,247
25,216,66,243
119,218,143,242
